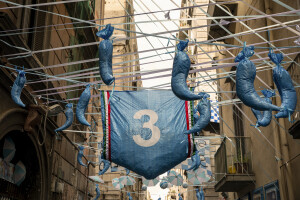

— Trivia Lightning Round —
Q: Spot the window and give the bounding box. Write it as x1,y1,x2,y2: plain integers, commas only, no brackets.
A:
266,188,277,200
239,193,250,200
253,187,264,200
264,180,280,200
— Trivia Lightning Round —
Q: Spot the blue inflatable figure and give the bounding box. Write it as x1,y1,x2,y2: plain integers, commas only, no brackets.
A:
193,107,200,123
196,187,205,200
251,90,275,127
234,44,280,111
127,192,132,200
55,103,73,139
11,68,26,107
76,84,91,126
269,50,297,121
179,193,183,200
171,40,206,100
184,93,211,134
158,198,161,200
186,151,201,171
98,155,110,175
125,168,130,175
94,184,100,200
77,146,88,167
97,24,115,85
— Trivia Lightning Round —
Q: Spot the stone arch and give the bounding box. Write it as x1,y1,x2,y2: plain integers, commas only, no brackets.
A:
0,107,50,199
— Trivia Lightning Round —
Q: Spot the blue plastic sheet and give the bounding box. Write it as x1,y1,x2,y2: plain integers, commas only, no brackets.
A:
100,90,195,179
269,51,297,119
97,24,115,85
235,45,280,111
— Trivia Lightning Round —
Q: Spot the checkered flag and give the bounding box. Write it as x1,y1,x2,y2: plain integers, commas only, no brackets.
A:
210,100,220,123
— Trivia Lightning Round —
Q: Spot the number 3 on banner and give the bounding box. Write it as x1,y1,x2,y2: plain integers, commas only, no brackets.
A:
132,110,161,147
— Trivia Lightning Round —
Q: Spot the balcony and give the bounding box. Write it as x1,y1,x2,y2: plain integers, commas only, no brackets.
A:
214,136,255,192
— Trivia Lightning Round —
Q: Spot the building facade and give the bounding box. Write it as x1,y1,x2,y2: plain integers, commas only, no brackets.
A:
0,0,100,199
0,0,141,199
207,0,300,199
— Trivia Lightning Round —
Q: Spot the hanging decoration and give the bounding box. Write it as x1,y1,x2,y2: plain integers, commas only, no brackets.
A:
100,90,195,179
89,176,104,183
97,24,115,85
77,146,88,167
251,90,275,127
159,181,168,189
178,193,183,200
98,155,110,175
76,84,91,126
186,151,201,171
210,100,220,123
161,176,173,188
142,176,160,186
196,187,205,200
187,167,211,185
125,168,130,175
166,170,183,186
93,184,100,200
11,68,26,108
171,40,205,101
119,176,136,186
127,192,133,200
54,103,73,133
234,44,280,111
112,178,124,189
269,50,297,121
13,161,26,186
184,93,211,134
3,136,16,163
141,185,147,191
182,182,188,188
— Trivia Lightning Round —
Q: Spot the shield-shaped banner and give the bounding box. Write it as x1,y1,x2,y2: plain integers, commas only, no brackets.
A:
101,90,195,179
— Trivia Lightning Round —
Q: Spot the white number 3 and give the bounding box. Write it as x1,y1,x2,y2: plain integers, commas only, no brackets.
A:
132,110,161,147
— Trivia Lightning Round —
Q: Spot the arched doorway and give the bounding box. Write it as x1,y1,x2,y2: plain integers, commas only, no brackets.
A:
0,130,41,199
0,108,49,199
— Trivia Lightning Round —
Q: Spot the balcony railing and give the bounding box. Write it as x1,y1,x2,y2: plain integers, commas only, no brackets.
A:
214,136,255,192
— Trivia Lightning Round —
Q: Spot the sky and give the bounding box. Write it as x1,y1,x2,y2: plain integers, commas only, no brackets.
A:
133,0,181,90
133,0,181,199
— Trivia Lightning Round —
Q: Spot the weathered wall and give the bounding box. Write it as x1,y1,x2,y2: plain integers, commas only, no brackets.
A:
214,0,300,199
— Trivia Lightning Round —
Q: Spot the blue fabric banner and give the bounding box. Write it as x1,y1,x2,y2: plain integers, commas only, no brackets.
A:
101,90,194,179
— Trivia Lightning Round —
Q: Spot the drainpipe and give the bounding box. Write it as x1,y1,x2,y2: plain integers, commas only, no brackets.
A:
264,0,293,199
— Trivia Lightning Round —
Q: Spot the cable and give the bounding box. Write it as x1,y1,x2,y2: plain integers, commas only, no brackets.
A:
0,0,88,10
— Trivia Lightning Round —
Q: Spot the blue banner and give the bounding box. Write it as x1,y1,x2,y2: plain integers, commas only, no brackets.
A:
101,90,194,179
